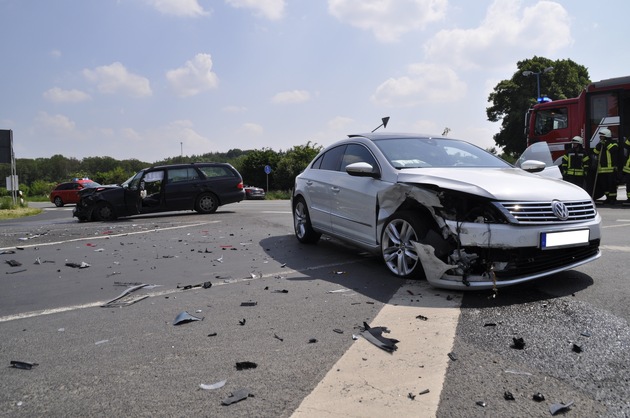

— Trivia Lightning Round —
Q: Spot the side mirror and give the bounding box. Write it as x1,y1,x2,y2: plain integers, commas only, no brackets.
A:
346,162,380,178
519,160,546,173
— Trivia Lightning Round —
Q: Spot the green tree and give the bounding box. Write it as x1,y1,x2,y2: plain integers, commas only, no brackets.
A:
487,56,590,156
274,142,322,190
239,148,281,190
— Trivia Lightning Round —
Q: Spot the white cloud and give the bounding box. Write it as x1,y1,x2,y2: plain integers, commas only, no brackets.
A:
424,0,572,69
271,90,311,104
83,62,152,98
328,0,447,42
49,49,61,58
166,53,219,98
43,87,91,103
144,0,209,17
371,63,467,107
327,116,354,131
225,0,285,20
238,122,264,135
35,112,76,133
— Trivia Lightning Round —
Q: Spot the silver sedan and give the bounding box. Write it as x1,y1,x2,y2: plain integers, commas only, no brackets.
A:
292,133,601,290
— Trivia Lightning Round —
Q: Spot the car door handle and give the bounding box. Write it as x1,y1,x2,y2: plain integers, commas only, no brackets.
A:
306,180,313,186
331,186,340,193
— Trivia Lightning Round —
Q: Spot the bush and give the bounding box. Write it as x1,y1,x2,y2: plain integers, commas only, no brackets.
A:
0,197,14,209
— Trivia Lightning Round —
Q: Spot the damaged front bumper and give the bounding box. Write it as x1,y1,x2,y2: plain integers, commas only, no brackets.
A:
416,217,602,290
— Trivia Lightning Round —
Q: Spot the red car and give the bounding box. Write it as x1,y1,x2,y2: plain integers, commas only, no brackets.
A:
50,179,101,207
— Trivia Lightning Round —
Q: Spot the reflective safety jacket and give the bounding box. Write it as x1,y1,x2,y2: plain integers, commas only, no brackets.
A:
561,149,589,176
593,141,618,174
624,138,630,174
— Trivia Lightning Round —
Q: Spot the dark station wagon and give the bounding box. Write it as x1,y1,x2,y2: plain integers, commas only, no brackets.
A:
73,162,245,221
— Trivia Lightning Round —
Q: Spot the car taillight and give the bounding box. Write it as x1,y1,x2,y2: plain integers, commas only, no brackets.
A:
237,182,243,189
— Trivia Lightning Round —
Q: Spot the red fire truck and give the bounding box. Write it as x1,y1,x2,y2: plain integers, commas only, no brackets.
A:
525,75,630,162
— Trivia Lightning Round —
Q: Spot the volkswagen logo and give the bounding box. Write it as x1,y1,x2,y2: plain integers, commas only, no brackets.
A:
552,200,570,220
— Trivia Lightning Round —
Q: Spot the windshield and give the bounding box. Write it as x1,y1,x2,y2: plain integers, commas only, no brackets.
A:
373,137,510,169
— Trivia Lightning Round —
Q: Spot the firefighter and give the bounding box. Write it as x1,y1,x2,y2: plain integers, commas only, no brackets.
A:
561,136,589,189
593,128,619,204
623,136,630,205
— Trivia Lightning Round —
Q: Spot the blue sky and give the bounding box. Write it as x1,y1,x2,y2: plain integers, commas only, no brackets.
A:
1,0,627,163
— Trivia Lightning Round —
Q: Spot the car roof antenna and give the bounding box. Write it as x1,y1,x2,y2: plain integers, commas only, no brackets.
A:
371,117,390,132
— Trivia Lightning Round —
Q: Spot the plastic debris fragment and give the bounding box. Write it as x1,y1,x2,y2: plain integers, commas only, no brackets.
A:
178,281,212,290
5,260,22,267
511,337,525,349
221,388,252,405
333,329,344,334
483,322,497,327
572,343,583,353
238,319,246,326
476,401,487,407
550,401,574,416
308,338,318,344
448,352,457,361
0,250,16,254
419,389,430,395
408,393,416,400
272,289,288,293
274,334,283,342
65,261,90,269
102,284,149,307
360,322,399,353
235,361,257,370
532,392,545,402
173,311,203,325
416,314,428,321
199,380,226,390
504,391,515,401
10,361,38,370
240,301,257,306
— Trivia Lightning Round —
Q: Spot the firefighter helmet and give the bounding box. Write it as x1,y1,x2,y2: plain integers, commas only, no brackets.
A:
571,136,583,145
599,128,612,138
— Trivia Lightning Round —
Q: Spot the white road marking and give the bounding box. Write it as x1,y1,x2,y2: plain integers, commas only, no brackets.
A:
0,221,221,251
0,260,362,323
292,280,461,418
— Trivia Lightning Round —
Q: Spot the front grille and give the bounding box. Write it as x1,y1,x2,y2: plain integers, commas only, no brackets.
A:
488,240,600,280
496,200,597,224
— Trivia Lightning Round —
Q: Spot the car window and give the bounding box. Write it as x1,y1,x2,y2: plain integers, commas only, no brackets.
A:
198,165,234,178
319,145,346,171
167,167,200,183
341,144,378,171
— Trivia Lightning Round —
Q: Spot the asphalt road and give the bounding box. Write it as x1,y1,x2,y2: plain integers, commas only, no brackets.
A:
1,200,629,417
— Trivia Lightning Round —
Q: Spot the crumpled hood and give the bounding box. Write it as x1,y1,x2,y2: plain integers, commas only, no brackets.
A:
396,167,591,201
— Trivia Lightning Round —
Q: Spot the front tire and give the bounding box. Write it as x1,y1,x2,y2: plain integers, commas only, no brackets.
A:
381,211,427,279
54,196,64,207
293,197,321,244
195,193,219,214
93,203,116,221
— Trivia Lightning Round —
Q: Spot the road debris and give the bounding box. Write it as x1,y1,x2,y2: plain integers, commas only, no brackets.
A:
503,391,515,401
447,352,457,361
199,380,226,390
511,337,525,350
533,392,545,402
360,322,398,353
416,314,428,321
221,388,253,405
173,311,203,325
10,361,38,370
235,361,257,370
177,281,212,290
550,401,574,416
5,260,22,267
65,261,90,269
101,284,150,308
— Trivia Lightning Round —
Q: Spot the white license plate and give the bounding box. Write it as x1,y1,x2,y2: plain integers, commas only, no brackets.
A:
540,229,589,249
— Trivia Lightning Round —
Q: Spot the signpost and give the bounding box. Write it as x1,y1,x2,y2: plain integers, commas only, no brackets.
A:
264,165,272,194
